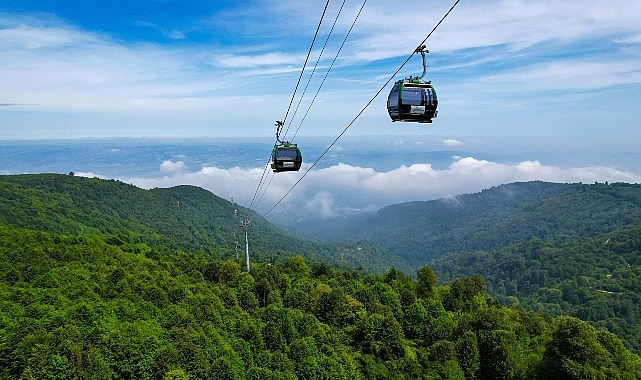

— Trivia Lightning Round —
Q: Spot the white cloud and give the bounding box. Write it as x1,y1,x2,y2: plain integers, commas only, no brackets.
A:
442,139,463,147
305,191,338,218
168,30,187,40
115,156,640,223
160,160,187,174
0,15,98,49
480,60,641,91
331,0,641,66
216,52,306,68
0,15,245,113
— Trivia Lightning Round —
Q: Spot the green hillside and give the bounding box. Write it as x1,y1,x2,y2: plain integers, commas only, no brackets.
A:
291,181,641,269
430,222,641,354
2,224,640,379
2,174,641,377
289,181,641,354
0,173,402,273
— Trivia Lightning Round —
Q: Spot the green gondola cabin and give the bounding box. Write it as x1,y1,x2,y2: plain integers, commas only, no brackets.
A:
387,78,438,123
271,143,302,172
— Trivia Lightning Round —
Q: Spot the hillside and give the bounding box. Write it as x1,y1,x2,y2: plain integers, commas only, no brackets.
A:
288,181,641,353
430,222,641,354
2,224,640,378
2,174,641,377
290,181,641,269
0,173,403,273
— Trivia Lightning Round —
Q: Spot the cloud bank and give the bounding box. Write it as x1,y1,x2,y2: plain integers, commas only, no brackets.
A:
101,157,641,223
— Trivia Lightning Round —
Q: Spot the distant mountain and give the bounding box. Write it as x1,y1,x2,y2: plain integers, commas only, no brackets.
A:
290,181,641,269
0,173,402,272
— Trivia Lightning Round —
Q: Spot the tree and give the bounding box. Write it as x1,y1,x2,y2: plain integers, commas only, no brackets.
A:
312,287,361,326
456,331,480,379
209,356,243,380
417,265,438,298
428,340,466,380
402,301,428,340
283,255,310,278
443,275,486,312
44,355,74,380
539,316,641,379
263,322,286,351
357,313,405,360
284,280,313,311
289,337,320,365
477,329,522,379
162,368,190,380
423,298,455,345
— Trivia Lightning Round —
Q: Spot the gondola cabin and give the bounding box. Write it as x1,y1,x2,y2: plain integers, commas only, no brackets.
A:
271,143,302,172
387,78,438,123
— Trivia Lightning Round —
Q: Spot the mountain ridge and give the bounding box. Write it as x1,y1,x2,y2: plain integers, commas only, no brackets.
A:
289,181,641,268
284,180,641,353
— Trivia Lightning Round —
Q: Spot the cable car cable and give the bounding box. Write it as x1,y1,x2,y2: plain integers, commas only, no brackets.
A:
281,0,348,141
253,0,366,210
249,121,285,209
261,0,461,218
249,0,331,210
253,166,277,211
281,0,331,129
292,0,367,142
249,162,272,210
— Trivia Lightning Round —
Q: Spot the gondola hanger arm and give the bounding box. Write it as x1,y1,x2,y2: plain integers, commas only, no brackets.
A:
414,45,429,80
275,120,284,144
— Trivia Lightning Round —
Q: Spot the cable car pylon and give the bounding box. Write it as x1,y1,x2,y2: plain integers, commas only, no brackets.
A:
240,218,251,272
232,201,240,260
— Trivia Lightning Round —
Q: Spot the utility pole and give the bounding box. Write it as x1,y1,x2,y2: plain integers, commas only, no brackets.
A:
240,218,251,272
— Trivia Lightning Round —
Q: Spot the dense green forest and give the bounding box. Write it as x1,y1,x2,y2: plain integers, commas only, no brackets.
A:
291,181,641,355
2,174,641,378
2,225,640,379
430,222,641,355
290,181,641,267
0,174,402,273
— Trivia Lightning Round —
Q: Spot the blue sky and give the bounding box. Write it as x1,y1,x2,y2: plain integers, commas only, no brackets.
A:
1,0,640,144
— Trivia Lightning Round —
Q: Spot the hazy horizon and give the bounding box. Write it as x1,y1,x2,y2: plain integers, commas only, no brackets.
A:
2,135,640,224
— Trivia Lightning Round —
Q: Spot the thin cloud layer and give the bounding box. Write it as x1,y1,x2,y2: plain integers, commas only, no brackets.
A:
442,139,463,147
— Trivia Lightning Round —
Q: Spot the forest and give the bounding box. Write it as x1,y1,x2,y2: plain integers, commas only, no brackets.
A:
0,174,398,273
430,222,641,355
1,174,641,378
291,180,641,355
291,181,641,266
2,225,640,379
